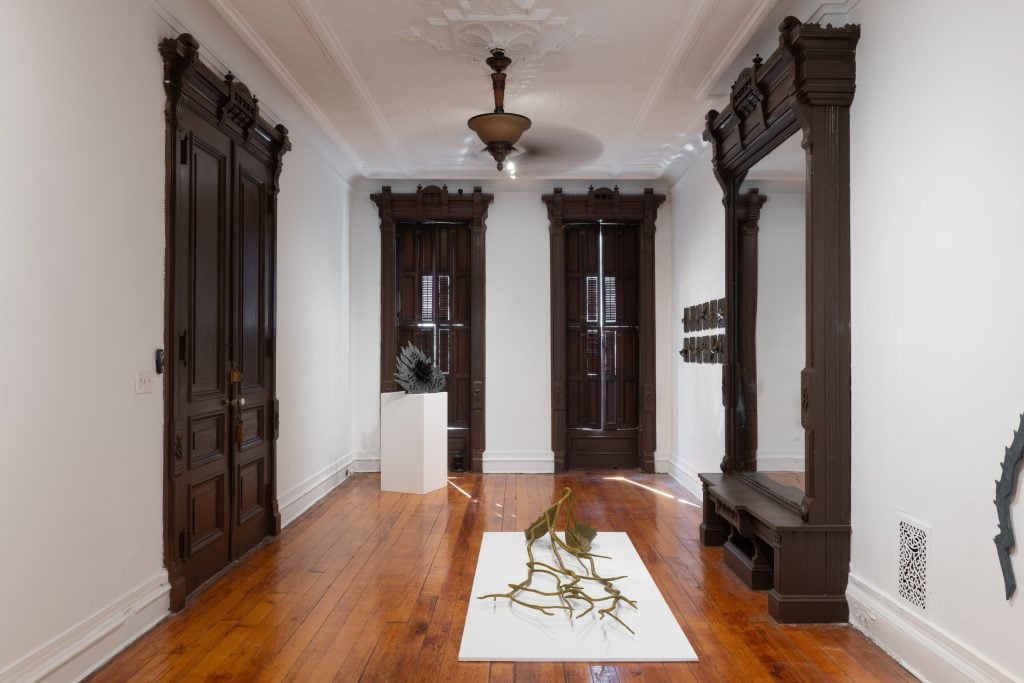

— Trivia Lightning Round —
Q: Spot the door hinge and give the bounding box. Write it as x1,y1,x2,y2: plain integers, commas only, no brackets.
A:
179,329,188,366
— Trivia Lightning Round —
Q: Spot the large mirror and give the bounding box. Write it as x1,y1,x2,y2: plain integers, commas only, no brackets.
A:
698,17,858,623
739,134,806,505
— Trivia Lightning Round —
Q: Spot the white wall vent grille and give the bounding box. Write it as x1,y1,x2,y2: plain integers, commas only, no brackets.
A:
897,515,929,610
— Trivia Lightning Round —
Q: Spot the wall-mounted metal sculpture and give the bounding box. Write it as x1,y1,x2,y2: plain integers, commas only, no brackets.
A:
995,413,1024,599
679,334,726,364
682,298,726,332
680,297,726,363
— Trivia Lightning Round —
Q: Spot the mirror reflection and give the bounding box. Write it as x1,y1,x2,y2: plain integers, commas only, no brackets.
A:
740,134,806,503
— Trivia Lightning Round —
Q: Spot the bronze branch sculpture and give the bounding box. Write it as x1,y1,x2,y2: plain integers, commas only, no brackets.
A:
478,487,637,632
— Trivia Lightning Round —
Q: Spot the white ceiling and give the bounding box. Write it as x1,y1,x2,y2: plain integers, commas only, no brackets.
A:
208,0,782,181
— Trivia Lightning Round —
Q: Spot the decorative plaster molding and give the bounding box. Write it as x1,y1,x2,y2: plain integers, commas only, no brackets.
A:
847,573,1018,683
0,573,168,682
611,0,717,176
397,0,598,61
292,0,413,177
688,0,779,101
808,0,862,25
205,0,366,177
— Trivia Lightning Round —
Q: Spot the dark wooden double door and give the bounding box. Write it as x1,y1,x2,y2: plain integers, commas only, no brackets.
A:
564,223,641,468
169,108,278,597
396,222,472,463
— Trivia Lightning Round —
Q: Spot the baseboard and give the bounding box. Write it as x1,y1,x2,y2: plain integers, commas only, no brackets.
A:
668,457,703,503
755,450,803,472
653,451,672,474
482,451,555,473
279,453,355,528
0,572,169,683
847,573,1017,683
351,451,381,473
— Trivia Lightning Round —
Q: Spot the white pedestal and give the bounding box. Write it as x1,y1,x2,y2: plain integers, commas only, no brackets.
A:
379,391,447,494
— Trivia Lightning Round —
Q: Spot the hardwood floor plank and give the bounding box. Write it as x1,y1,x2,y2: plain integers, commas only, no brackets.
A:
90,472,915,682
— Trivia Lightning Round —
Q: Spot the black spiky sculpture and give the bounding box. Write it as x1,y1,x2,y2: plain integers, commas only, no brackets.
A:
394,342,445,394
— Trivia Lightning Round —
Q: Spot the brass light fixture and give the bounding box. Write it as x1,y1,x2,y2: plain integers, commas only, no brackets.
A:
467,49,531,171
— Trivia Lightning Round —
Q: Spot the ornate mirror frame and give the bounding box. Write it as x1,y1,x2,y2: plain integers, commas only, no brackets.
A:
698,17,860,623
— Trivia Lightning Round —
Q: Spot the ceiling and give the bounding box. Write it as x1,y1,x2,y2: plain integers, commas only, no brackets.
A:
208,0,782,181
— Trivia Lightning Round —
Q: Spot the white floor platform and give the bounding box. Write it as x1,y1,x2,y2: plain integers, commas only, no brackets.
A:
459,532,698,662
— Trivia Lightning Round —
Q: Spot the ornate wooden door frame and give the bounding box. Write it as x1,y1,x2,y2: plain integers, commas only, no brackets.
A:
161,34,290,610
542,187,665,473
371,185,493,473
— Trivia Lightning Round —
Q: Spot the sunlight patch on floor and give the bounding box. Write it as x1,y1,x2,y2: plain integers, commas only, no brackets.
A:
603,476,700,508
447,478,474,500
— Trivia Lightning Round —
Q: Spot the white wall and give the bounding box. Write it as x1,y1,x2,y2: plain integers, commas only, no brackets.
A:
348,180,675,474
669,147,727,499
0,1,353,680
844,1,1024,680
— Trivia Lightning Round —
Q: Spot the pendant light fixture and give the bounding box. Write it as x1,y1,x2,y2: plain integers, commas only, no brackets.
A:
467,49,531,171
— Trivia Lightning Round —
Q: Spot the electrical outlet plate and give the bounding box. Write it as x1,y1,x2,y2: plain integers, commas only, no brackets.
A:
135,370,153,394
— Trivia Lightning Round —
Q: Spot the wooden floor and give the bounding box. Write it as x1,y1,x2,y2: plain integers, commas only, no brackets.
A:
92,473,914,682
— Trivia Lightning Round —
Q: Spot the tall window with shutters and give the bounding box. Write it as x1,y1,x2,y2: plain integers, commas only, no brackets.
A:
396,221,472,455
564,222,640,467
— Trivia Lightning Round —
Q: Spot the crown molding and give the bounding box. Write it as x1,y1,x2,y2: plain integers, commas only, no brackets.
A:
662,104,722,187
292,0,413,177
610,0,717,177
808,0,861,24
692,0,779,101
204,0,364,182
350,176,672,195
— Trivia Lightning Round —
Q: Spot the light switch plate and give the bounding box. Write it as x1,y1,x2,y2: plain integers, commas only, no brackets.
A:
135,370,153,394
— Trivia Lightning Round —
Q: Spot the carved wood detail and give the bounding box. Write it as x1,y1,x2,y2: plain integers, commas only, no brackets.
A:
370,185,493,473
161,33,289,611
699,17,859,624
542,186,664,473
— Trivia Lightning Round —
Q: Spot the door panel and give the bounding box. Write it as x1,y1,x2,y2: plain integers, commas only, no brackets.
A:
179,115,233,592
172,111,276,596
164,36,289,609
564,223,640,469
396,221,473,466
189,136,229,403
231,146,273,559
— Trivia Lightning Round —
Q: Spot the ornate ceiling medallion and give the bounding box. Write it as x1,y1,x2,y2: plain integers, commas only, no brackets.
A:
398,0,598,61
